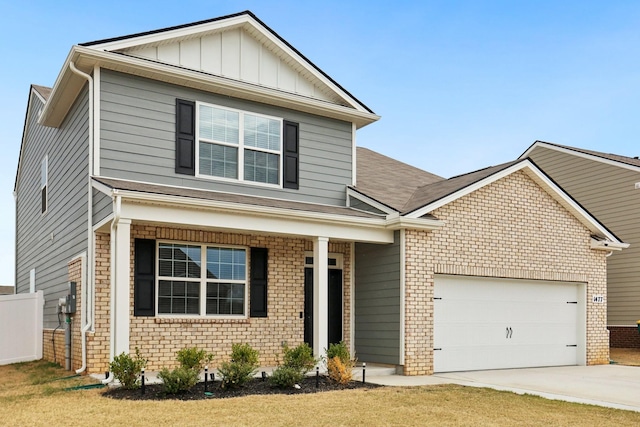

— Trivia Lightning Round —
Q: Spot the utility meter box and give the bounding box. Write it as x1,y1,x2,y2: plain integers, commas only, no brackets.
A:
64,281,77,314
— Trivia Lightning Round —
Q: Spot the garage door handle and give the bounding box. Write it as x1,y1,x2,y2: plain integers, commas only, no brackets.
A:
506,327,513,338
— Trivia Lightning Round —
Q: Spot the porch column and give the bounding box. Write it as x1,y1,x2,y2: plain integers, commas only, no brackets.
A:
313,236,329,358
114,218,131,356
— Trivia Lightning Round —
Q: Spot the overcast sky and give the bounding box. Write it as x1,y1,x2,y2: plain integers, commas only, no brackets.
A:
2,1,640,286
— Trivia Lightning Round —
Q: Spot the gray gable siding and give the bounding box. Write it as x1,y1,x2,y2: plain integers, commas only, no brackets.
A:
354,231,401,365
529,146,640,326
99,70,353,206
92,189,112,226
349,197,388,215
15,88,89,328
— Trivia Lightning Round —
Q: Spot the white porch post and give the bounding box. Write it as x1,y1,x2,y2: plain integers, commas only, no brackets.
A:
313,236,329,359
114,218,131,356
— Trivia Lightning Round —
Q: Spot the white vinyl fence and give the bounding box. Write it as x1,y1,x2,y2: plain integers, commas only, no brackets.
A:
0,291,43,365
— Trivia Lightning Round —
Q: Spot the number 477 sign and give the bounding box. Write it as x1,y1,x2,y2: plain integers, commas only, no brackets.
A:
592,295,604,303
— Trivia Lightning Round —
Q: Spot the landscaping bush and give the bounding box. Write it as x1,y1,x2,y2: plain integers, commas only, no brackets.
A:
282,343,316,374
269,366,304,388
158,366,199,394
176,347,213,372
218,343,259,388
109,347,147,390
325,342,355,385
270,343,317,388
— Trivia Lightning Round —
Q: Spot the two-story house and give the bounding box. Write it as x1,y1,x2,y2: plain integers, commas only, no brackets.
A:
523,141,640,348
15,11,626,377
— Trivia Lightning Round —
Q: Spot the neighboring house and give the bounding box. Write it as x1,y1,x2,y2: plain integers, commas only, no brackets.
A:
14,11,626,376
522,141,640,347
0,286,15,295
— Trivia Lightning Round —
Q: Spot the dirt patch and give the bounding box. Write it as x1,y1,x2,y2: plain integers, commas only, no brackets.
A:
103,375,380,400
610,348,640,366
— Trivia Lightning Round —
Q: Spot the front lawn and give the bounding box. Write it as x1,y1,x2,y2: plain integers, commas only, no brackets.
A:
2,360,640,426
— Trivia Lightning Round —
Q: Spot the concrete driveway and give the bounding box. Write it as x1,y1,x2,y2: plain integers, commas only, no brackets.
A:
368,365,640,412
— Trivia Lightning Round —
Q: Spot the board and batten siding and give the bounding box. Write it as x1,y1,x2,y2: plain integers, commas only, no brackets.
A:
354,231,401,365
99,70,353,206
15,88,89,328
529,146,640,326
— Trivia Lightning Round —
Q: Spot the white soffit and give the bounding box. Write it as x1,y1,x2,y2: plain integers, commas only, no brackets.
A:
85,14,365,113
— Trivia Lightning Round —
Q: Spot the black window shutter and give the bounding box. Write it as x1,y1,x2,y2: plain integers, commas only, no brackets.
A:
175,99,196,175
250,248,268,318
134,239,156,317
283,120,299,189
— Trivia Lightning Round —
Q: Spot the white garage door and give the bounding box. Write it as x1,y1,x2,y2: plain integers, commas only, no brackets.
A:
434,275,583,373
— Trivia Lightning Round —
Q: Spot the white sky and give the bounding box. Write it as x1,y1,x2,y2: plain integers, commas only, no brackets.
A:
2,1,640,285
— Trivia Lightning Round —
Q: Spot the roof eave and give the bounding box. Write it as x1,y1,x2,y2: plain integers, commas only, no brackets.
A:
39,47,380,129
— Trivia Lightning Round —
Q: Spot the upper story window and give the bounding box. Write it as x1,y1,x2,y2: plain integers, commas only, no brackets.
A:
197,102,282,186
40,156,48,214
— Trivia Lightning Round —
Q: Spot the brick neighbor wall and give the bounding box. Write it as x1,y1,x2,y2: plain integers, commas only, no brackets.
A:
403,171,608,375
87,226,351,373
609,326,640,348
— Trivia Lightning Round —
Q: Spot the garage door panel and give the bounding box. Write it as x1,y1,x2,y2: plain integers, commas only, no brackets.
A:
434,275,581,373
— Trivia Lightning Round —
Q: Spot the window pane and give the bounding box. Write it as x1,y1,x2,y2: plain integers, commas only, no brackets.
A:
207,247,245,280
199,142,238,179
244,150,279,184
158,244,201,278
158,280,199,315
231,300,244,315
199,105,239,144
244,114,280,151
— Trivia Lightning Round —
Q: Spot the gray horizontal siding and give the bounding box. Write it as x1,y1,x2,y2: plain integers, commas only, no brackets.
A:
349,198,387,215
15,88,90,328
529,146,640,325
93,189,112,225
354,231,401,365
99,70,353,206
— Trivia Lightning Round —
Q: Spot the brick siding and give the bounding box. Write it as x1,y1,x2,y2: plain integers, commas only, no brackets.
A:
403,171,608,375
86,226,350,373
609,326,640,348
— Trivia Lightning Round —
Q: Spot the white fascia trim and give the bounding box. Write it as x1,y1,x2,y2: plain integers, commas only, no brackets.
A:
590,238,629,251
91,178,113,195
346,188,396,215
117,191,394,243
87,14,369,113
522,141,640,174
385,215,445,231
405,160,624,243
42,47,379,128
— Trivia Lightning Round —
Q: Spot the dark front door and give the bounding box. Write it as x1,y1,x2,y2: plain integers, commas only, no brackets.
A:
304,267,343,351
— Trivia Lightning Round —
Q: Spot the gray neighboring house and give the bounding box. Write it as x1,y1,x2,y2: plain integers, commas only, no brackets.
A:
522,141,640,347
14,11,624,376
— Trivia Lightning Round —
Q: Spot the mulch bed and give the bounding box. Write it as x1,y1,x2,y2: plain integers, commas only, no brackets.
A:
103,375,381,401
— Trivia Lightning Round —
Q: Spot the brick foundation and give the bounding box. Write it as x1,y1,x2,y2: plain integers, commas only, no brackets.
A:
609,326,640,348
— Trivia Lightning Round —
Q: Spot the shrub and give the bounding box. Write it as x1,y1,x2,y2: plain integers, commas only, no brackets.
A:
158,366,199,394
270,343,317,388
109,348,147,390
176,347,213,372
325,342,355,385
269,366,304,388
218,343,259,389
327,356,353,384
282,343,316,374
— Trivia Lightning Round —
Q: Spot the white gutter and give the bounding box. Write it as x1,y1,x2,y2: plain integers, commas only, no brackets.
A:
69,61,94,374
102,193,121,384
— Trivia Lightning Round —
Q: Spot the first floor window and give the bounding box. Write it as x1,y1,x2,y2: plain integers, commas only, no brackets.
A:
157,243,247,316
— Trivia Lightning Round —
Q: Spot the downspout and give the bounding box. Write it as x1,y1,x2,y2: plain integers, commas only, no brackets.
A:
102,193,121,384
68,61,94,374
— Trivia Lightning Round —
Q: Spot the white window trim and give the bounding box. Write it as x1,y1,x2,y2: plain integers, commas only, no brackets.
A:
155,241,249,319
195,101,284,189
41,155,48,215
